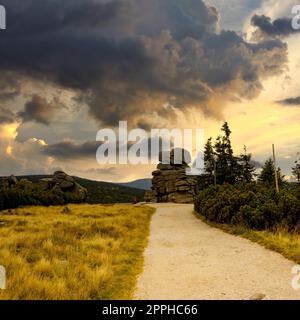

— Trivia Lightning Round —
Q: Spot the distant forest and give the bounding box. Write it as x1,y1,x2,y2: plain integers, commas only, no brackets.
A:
0,175,145,211
18,175,146,204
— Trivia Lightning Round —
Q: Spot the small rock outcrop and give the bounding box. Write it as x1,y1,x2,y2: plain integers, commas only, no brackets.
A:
147,149,198,204
1,175,35,192
1,172,88,202
1,175,18,189
39,171,88,201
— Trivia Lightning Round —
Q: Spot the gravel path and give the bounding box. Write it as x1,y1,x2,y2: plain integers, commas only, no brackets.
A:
134,203,300,300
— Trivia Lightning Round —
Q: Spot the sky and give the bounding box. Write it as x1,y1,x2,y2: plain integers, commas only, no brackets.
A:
0,0,300,182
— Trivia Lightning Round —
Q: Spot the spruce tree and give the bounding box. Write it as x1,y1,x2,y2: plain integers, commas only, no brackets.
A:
198,137,216,189
292,160,300,183
204,138,215,178
214,122,239,184
214,135,225,184
239,146,255,183
258,158,284,186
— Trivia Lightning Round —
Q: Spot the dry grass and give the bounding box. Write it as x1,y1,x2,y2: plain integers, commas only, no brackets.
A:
0,204,154,300
195,211,300,264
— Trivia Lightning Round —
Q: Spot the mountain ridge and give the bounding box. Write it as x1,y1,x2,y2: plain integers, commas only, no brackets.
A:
117,178,152,190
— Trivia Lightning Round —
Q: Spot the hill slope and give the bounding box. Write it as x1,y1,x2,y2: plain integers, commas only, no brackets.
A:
16,175,145,204
118,179,152,190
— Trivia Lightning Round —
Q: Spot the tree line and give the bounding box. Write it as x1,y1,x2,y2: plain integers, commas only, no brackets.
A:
201,122,290,189
195,122,300,232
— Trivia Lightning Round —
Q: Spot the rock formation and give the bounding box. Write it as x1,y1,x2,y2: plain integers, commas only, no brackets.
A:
1,171,88,202
147,149,198,203
1,175,18,189
39,171,88,201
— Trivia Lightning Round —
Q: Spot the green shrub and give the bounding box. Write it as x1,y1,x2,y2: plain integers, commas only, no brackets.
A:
0,189,74,211
195,183,300,232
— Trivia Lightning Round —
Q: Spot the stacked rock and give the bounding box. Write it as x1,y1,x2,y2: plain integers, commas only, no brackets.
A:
149,149,198,203
39,171,88,202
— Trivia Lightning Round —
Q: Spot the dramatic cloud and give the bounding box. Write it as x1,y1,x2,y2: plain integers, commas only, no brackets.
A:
0,0,288,127
251,14,300,39
208,0,264,31
0,129,53,176
43,140,98,160
18,95,63,125
43,136,169,161
276,96,300,106
0,73,20,102
0,106,16,124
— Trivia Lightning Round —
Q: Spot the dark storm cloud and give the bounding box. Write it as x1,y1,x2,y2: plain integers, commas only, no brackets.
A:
18,95,62,125
0,73,20,102
43,136,168,160
251,14,299,38
3,0,130,35
0,106,15,124
0,0,289,127
43,140,98,160
43,140,137,160
276,96,300,106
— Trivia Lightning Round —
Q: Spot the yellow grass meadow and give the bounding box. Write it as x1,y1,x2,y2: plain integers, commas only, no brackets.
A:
0,204,154,300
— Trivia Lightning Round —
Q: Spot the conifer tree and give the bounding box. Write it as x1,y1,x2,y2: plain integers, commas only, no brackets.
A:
258,158,284,186
292,160,300,183
214,122,238,184
239,146,255,183
204,137,215,178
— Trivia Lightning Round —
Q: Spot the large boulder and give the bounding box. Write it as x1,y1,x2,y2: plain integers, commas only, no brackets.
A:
0,175,19,190
150,148,198,204
159,148,191,165
15,179,34,191
39,171,88,202
144,190,156,203
38,178,56,191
